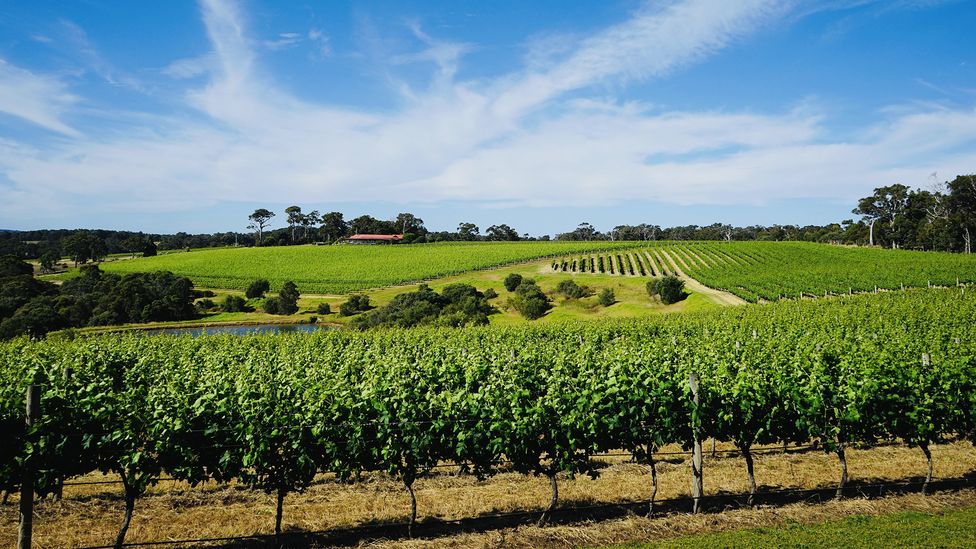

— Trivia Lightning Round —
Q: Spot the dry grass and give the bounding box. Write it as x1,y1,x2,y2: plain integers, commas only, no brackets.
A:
2,441,974,548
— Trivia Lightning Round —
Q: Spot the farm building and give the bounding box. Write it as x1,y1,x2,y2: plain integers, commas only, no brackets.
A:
342,234,404,245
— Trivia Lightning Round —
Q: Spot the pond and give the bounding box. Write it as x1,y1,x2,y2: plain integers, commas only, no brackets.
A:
144,323,335,337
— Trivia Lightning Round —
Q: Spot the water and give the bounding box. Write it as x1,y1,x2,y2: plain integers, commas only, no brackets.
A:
144,323,334,337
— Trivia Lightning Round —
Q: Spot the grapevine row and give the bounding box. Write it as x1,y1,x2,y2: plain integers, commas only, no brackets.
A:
2,289,975,546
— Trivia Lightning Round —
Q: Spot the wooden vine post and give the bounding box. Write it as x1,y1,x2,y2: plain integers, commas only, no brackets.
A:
19,384,40,549
688,372,703,514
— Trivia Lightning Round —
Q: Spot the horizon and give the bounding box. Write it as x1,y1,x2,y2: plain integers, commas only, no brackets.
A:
1,0,974,234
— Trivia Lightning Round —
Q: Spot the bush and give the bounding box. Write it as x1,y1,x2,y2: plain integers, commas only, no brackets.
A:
647,275,686,305
263,297,281,314
316,302,332,315
196,298,216,312
246,279,271,299
597,288,615,307
503,273,523,292
509,280,551,320
339,294,371,316
222,295,248,312
483,288,498,299
556,279,589,299
278,281,300,315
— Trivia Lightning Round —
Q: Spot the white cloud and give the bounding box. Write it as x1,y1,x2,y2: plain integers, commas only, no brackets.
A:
0,0,974,227
0,59,79,136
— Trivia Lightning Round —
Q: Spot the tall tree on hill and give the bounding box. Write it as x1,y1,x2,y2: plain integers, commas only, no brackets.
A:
285,206,303,242
457,222,480,241
853,184,910,248
248,209,275,246
319,212,348,243
303,210,320,242
486,224,520,241
948,175,976,254
396,213,426,235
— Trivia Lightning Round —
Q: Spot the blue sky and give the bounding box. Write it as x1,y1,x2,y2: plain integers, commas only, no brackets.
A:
0,0,974,236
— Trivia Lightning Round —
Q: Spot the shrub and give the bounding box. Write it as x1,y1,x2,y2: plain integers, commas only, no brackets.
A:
597,288,615,307
483,288,498,299
509,280,551,320
339,294,371,316
196,298,216,312
278,281,300,314
316,302,332,315
503,273,523,292
647,275,686,305
246,279,271,299
263,297,281,314
556,279,589,299
222,295,248,312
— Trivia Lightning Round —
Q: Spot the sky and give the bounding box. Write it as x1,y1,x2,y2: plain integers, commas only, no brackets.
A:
0,0,974,236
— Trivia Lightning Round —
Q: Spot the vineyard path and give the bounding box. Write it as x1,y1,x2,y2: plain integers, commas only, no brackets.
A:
657,248,747,306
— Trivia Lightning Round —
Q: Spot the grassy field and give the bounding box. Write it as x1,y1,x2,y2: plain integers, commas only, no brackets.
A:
610,505,976,548
94,241,646,293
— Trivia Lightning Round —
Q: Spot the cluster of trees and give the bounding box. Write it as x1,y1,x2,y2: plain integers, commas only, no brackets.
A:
851,176,976,252
349,283,496,329
246,207,530,245
647,275,687,305
0,257,197,339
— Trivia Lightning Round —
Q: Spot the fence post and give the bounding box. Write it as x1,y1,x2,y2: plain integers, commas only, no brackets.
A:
19,383,40,549
54,368,71,501
688,372,703,514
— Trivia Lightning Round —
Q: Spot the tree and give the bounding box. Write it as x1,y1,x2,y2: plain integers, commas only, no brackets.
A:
285,206,303,242
457,223,480,241
302,210,320,242
349,215,396,235
319,212,348,243
503,273,523,292
647,276,685,305
278,281,300,315
396,213,426,235
486,224,520,241
948,175,976,253
597,288,615,306
248,209,275,246
246,279,270,299
62,231,107,265
853,185,910,248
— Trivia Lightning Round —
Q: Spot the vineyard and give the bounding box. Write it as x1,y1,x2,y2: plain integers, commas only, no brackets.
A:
551,242,976,302
96,242,646,294
3,288,976,546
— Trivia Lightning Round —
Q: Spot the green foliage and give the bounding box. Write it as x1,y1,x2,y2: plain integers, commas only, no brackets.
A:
263,297,281,314
245,279,270,299
1,266,197,338
0,255,33,277
647,275,686,304
222,295,248,312
509,279,551,320
278,281,300,315
555,279,590,299
597,288,615,306
1,289,975,537
503,273,523,292
350,283,494,329
483,288,498,300
339,294,371,316
316,302,331,315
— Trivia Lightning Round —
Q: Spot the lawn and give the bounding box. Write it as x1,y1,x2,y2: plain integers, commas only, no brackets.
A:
606,505,976,548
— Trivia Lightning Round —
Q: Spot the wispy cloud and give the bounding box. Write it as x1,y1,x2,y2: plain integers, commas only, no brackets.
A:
0,59,79,136
0,0,974,228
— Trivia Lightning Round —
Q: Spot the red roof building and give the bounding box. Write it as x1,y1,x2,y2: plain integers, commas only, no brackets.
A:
343,234,404,245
